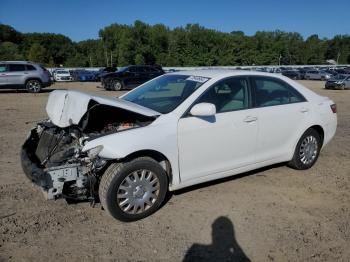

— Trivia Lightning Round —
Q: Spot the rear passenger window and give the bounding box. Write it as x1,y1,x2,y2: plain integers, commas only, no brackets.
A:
26,65,36,71
9,64,26,72
253,77,305,107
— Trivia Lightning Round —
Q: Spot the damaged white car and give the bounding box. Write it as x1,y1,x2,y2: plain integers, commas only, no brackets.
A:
21,70,337,221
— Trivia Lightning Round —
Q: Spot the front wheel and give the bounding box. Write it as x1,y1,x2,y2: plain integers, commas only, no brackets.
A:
99,157,168,222
288,128,321,170
26,79,42,93
111,79,123,91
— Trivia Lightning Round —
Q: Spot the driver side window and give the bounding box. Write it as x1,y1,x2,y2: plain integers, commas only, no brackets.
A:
196,77,249,113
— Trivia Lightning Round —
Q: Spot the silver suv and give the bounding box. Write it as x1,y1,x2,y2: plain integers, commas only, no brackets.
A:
0,61,52,93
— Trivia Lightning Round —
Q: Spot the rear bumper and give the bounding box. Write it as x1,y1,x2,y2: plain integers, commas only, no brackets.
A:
42,81,52,88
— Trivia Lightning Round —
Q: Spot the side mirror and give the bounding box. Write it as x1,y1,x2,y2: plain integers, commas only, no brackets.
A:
190,103,216,117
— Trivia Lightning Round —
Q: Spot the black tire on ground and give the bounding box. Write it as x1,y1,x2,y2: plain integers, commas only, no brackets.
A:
26,79,42,93
288,128,322,170
111,79,123,91
99,157,168,222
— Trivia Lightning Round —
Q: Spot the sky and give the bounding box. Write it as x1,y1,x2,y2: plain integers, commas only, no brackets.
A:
1,0,349,42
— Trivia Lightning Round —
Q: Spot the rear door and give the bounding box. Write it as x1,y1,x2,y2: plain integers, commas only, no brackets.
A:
7,64,26,85
0,64,8,86
251,76,309,162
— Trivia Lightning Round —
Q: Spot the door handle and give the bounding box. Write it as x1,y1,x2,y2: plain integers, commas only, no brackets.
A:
300,108,309,113
243,116,258,123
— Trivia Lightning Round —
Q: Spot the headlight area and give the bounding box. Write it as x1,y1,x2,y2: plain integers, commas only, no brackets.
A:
21,122,107,202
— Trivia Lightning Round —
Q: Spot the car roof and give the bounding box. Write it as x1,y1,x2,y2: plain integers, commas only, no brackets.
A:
167,69,284,80
0,61,36,64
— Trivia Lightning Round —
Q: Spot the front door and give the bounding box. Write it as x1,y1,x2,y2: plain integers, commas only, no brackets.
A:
178,76,259,182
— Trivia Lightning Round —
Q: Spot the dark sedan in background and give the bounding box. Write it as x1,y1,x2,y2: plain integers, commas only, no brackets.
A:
281,70,302,80
101,65,164,90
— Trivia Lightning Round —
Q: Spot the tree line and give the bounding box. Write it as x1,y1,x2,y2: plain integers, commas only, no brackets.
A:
0,21,349,67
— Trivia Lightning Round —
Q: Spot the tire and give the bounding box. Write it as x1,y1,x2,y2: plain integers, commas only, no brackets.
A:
111,79,123,91
26,79,42,93
99,157,168,222
288,128,321,170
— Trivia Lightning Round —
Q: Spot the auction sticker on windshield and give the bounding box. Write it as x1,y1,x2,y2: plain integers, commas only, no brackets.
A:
186,76,210,83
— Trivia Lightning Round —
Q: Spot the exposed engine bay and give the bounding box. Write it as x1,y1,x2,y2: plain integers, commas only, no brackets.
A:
21,99,156,202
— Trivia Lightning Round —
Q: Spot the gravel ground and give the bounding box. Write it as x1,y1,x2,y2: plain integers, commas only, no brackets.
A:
0,80,349,262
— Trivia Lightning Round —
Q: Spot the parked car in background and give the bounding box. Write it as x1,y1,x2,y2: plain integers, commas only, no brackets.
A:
282,70,301,80
96,66,118,81
304,70,332,80
71,70,97,82
325,75,350,90
0,61,52,93
53,69,72,81
22,70,337,221
102,65,165,90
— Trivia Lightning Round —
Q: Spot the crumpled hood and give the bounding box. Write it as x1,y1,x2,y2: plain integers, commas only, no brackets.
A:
46,90,160,128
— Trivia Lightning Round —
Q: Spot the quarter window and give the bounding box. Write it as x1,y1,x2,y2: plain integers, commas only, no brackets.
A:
253,77,305,107
9,64,26,72
196,77,249,113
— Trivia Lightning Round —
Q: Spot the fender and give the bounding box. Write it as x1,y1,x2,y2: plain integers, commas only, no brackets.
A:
82,115,181,188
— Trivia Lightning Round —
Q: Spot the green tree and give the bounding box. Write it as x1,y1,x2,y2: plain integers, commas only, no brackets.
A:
0,42,22,60
135,53,145,64
27,43,46,63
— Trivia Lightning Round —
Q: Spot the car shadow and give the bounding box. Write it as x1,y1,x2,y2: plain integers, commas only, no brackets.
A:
183,216,251,262
160,162,285,209
172,162,285,196
0,88,56,94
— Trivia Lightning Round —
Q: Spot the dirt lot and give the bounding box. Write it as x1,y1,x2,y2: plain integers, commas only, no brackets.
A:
0,80,349,261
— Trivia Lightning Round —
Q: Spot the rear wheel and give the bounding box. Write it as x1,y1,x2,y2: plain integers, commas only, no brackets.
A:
288,128,321,170
26,79,42,93
99,157,168,222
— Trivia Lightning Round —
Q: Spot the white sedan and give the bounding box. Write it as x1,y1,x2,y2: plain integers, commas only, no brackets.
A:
53,69,72,81
21,70,337,221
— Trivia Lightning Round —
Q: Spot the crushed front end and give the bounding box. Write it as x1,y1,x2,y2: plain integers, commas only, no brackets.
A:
21,90,158,202
21,121,106,201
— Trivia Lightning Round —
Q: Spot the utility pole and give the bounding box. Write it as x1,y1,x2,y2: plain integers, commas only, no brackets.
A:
336,52,341,64
89,56,92,67
278,54,282,66
110,51,113,67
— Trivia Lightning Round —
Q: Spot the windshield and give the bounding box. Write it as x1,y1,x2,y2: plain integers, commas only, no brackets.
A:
123,74,210,114
57,70,69,74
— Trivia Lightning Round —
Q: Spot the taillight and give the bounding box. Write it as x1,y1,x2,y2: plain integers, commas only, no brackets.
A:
330,104,337,113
